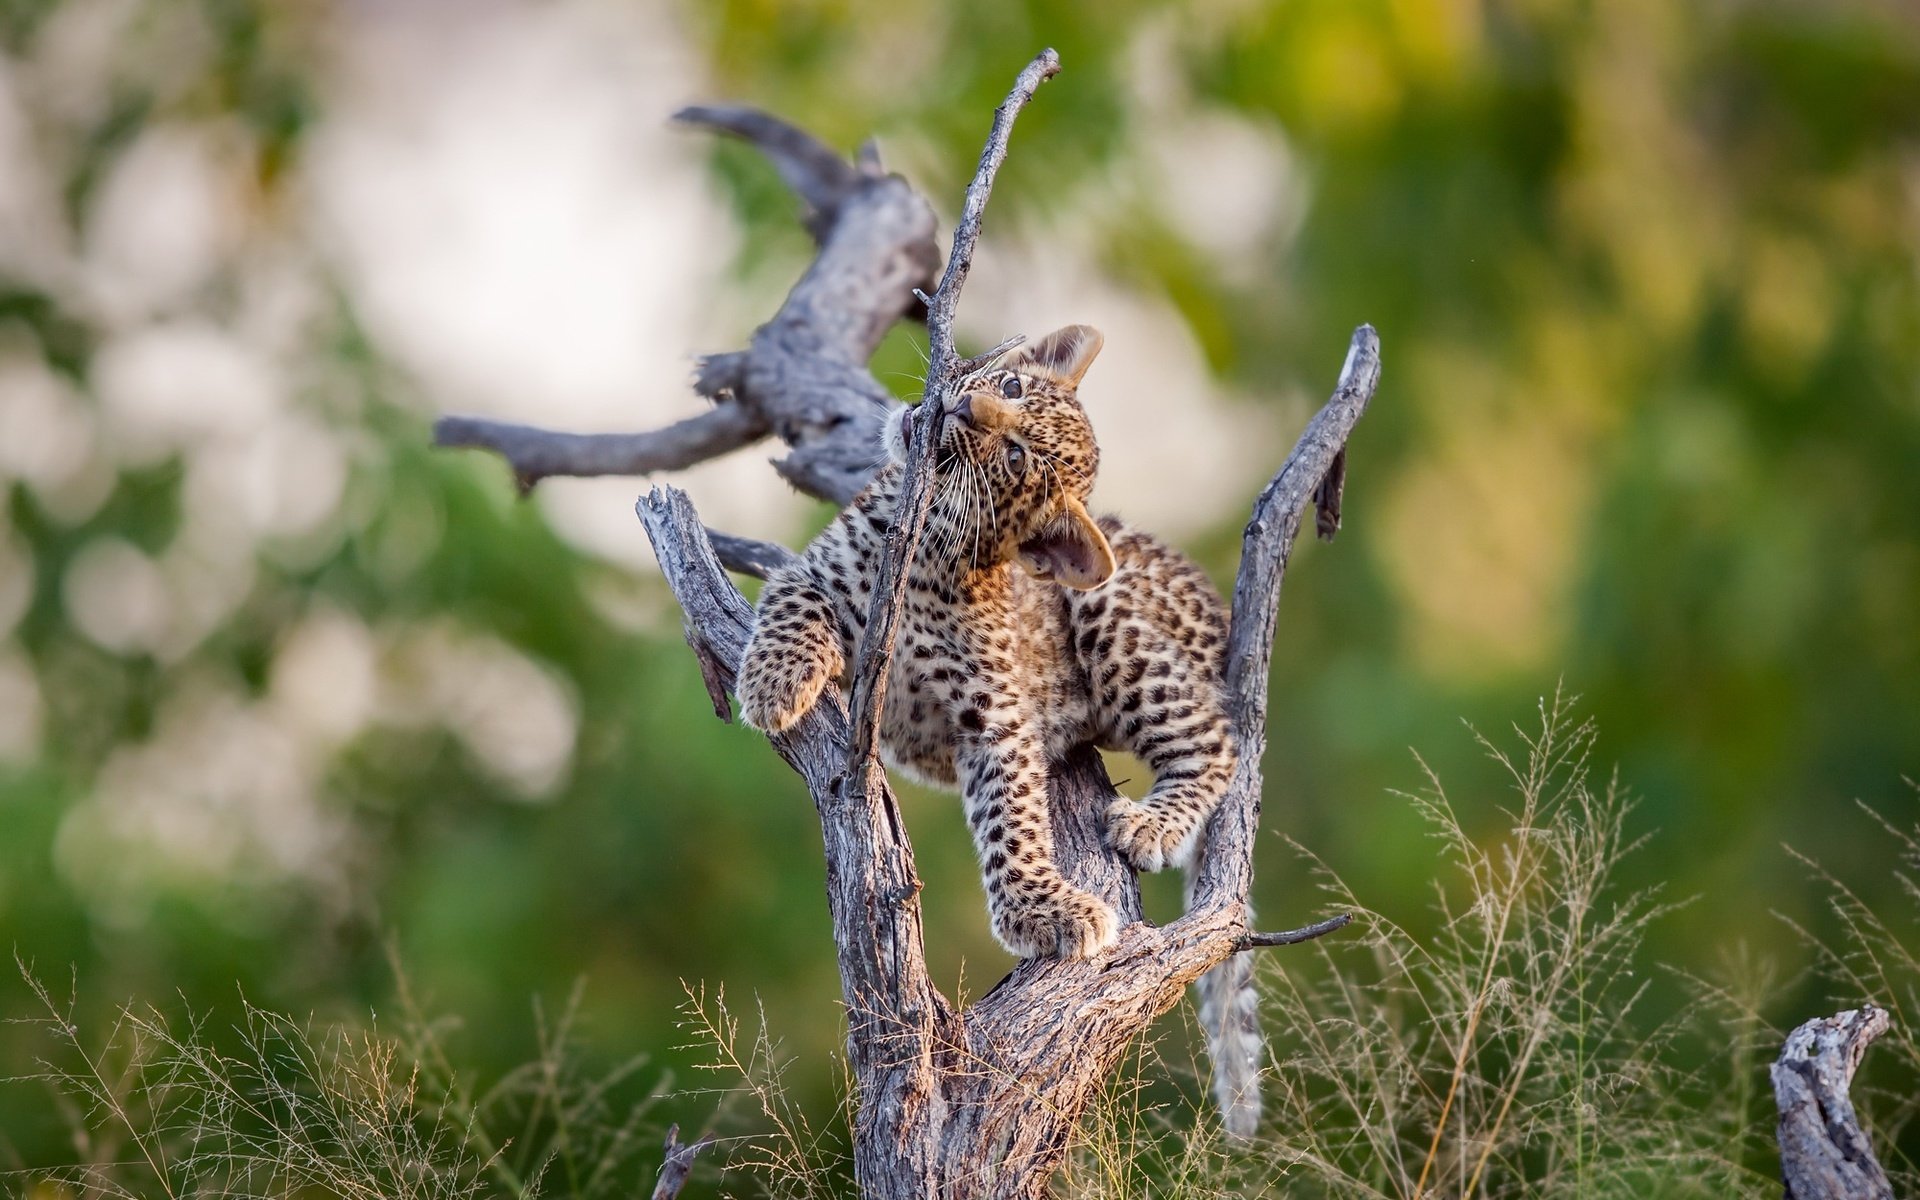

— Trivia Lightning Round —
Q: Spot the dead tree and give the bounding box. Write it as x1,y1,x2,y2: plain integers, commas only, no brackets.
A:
438,50,1377,1199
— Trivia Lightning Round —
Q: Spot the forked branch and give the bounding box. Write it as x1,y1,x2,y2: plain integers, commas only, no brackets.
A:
636,318,1379,1196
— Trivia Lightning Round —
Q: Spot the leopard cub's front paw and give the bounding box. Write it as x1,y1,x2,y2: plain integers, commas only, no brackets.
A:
735,661,825,735
992,885,1121,961
1104,796,1202,873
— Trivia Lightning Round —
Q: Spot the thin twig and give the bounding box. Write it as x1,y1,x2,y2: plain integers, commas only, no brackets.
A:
842,48,1061,778
956,333,1026,375
921,50,1062,374
1232,913,1354,951
706,529,799,579
674,106,862,239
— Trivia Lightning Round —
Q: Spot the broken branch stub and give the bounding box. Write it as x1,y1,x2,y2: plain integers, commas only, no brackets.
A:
1772,1005,1895,1200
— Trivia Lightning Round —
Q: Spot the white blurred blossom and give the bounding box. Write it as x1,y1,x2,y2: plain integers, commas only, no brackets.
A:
0,353,97,491
54,676,356,927
0,57,72,289
51,609,580,924
270,606,378,747
92,320,284,464
80,122,243,325
154,521,258,663
63,536,170,655
380,620,579,800
181,413,349,540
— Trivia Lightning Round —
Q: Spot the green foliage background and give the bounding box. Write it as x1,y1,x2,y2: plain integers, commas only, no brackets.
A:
1,0,1917,1187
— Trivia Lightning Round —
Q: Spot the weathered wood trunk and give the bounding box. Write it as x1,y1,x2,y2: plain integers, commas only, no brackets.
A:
445,51,1379,1198
1772,1005,1895,1200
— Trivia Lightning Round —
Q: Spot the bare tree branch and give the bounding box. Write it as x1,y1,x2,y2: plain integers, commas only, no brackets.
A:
433,405,767,491
637,484,953,1194
674,105,864,240
706,529,798,579
1192,326,1380,917
437,101,938,506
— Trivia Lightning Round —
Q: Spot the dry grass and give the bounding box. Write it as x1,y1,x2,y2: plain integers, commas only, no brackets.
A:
5,964,668,1200
16,705,1916,1198
721,690,1788,1199
1239,691,1778,1198
673,982,848,1198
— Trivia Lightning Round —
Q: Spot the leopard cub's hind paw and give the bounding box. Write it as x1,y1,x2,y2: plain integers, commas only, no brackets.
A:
993,885,1121,961
1103,796,1202,873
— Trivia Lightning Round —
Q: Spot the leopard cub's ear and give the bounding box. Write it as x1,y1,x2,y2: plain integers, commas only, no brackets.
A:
1017,496,1115,590
1005,325,1104,387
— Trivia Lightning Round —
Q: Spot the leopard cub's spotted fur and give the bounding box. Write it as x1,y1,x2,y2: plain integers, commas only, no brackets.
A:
737,325,1236,961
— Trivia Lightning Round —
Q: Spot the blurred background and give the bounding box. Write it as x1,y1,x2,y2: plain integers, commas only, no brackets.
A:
1,0,1916,1182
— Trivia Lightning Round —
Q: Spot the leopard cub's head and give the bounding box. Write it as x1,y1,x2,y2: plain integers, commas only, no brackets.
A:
884,324,1115,589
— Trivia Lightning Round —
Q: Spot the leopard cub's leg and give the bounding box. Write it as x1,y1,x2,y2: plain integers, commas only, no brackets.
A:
737,571,845,734
955,693,1120,960
1073,593,1236,873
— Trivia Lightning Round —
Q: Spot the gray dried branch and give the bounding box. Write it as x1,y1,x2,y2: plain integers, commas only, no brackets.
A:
1235,912,1355,951
705,529,798,580
1191,326,1379,921
1772,1005,1894,1200
434,405,766,492
843,46,1061,789
674,106,863,239
435,106,937,508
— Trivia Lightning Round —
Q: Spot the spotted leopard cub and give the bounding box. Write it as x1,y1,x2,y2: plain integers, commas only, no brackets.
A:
736,326,1236,960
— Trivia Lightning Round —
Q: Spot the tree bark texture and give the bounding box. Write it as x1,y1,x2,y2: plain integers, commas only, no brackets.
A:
1772,1005,1895,1200
440,51,1377,1199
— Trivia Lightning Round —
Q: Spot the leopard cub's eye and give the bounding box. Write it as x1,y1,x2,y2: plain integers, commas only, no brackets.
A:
1005,442,1026,472
1001,375,1023,400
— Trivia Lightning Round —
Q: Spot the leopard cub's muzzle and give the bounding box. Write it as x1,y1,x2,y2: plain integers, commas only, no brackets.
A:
946,388,1014,433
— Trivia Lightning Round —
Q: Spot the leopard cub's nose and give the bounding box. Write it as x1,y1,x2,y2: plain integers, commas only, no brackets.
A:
948,392,978,429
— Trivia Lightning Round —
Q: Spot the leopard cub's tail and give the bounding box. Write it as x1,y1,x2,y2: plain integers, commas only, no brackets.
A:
1188,867,1265,1138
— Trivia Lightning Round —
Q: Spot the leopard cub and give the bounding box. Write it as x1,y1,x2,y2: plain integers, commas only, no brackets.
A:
736,325,1237,960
